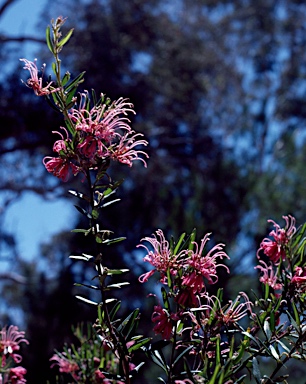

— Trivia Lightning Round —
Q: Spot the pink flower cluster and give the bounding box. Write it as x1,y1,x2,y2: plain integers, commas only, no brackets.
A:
255,215,306,294
138,230,230,339
0,326,28,383
43,94,148,181
257,215,296,264
21,59,148,181
50,342,135,383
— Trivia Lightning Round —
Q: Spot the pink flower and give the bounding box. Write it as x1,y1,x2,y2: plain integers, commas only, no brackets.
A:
137,229,183,283
52,128,70,153
70,94,148,167
183,234,230,291
77,135,99,159
0,326,29,363
151,305,173,340
218,292,254,325
193,292,253,326
43,157,79,181
8,366,27,384
175,287,199,308
291,266,306,285
20,58,59,96
70,96,135,140
257,215,296,263
94,369,106,382
50,353,80,377
110,131,148,167
255,260,283,291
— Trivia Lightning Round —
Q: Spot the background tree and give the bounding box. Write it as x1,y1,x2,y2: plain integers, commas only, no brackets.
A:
1,0,306,382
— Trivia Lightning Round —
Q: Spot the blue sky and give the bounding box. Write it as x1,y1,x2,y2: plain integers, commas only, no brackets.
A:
1,0,75,265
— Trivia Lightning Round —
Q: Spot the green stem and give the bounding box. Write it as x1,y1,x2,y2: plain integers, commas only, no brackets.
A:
86,170,131,384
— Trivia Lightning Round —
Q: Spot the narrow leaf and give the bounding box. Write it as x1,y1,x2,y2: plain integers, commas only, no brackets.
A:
46,26,54,53
106,282,130,289
58,28,74,47
65,71,86,93
252,357,261,384
107,269,129,275
75,296,98,306
173,232,186,254
128,338,150,352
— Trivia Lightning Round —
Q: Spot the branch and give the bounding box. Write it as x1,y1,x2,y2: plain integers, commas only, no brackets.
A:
0,271,26,284
0,0,17,18
0,34,45,44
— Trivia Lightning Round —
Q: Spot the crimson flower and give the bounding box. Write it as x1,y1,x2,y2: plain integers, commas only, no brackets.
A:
20,58,59,96
8,366,27,384
175,287,199,308
182,233,230,292
0,326,29,363
151,305,174,340
43,157,79,181
291,266,306,286
257,215,296,264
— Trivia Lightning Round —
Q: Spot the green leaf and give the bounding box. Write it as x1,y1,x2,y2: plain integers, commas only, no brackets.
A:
51,62,57,77
61,71,71,86
46,25,54,53
117,308,140,339
74,205,91,218
173,232,186,255
128,338,150,352
147,349,169,373
173,345,194,367
107,268,129,275
252,357,261,384
109,300,121,321
64,71,86,93
208,364,221,384
188,229,196,251
92,208,99,220
58,28,74,47
161,287,170,311
286,310,300,331
65,87,78,107
103,237,126,245
215,336,221,366
291,300,301,327
71,228,92,235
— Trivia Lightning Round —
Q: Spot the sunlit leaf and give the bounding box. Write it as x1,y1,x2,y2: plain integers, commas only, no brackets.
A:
46,26,54,53
75,296,98,306
58,28,74,47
